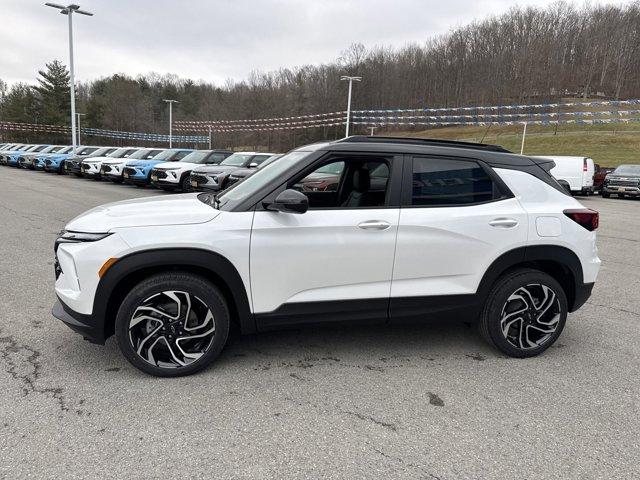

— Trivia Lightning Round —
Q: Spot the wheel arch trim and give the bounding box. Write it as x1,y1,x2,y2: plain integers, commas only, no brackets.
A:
476,245,585,311
95,248,254,340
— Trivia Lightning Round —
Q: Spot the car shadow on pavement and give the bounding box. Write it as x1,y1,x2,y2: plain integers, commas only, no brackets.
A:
54,317,498,376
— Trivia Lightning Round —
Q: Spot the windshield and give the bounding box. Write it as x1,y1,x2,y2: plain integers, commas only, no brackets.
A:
89,147,115,157
218,151,309,207
77,146,99,155
257,154,283,169
613,165,640,175
153,150,184,161
57,146,74,154
40,145,60,153
107,148,136,158
127,149,163,160
179,151,212,164
220,153,253,167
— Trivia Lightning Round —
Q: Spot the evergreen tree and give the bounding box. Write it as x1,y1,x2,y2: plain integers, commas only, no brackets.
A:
33,60,71,125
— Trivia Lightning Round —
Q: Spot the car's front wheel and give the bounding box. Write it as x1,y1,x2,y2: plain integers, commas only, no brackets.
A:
479,268,567,358
115,272,230,377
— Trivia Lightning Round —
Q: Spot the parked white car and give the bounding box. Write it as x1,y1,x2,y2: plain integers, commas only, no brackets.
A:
81,147,140,180
100,148,164,183
535,156,595,195
53,137,600,376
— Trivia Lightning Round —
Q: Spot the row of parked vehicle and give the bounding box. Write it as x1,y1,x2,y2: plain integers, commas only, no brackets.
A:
0,142,283,193
542,155,640,199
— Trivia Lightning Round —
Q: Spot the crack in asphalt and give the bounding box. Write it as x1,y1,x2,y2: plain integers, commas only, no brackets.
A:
0,331,69,413
586,302,640,318
373,446,443,479
343,410,398,432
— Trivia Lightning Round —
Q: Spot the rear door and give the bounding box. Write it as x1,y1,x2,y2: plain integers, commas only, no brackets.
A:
390,155,528,320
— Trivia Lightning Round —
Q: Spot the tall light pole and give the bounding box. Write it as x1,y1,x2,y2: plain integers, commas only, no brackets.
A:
340,75,361,138
76,112,86,146
45,3,93,154
163,99,179,148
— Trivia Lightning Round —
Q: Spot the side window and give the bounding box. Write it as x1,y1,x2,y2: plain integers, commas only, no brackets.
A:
290,157,390,209
411,157,497,206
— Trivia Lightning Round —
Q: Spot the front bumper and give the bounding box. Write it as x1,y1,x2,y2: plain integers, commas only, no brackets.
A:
52,298,105,344
190,173,223,191
150,169,181,187
44,159,62,172
603,185,640,196
81,163,101,177
65,161,82,175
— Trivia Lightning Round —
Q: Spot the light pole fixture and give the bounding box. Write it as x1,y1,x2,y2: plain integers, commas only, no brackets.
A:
340,75,361,138
76,112,86,146
163,99,179,148
45,3,93,154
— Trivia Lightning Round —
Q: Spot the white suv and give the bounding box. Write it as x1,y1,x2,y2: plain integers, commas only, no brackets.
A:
52,137,600,377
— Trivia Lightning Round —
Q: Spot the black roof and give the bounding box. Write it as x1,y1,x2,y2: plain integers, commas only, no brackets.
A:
338,135,511,153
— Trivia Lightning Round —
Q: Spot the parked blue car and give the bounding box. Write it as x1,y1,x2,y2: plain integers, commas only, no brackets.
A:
43,146,100,174
122,148,194,186
34,146,74,170
6,145,50,166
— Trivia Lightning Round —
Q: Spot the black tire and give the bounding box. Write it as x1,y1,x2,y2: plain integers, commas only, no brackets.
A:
602,192,610,198
479,268,568,358
115,272,230,377
135,183,145,188
111,178,123,184
160,186,175,192
180,174,192,192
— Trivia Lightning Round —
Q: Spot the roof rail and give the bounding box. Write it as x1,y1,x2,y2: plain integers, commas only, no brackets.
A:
338,136,511,153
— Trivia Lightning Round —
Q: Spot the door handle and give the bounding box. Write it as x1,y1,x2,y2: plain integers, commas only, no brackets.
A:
489,218,519,228
358,220,391,230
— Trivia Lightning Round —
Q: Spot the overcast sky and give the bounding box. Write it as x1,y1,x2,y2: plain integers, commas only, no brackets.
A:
0,0,634,86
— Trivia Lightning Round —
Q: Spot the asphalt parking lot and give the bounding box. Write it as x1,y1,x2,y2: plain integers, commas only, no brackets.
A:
0,167,638,479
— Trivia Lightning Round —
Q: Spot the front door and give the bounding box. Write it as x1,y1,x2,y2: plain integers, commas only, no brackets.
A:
250,154,401,328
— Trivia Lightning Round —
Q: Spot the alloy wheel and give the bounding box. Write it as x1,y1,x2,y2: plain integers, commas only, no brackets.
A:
499,283,561,350
128,290,216,368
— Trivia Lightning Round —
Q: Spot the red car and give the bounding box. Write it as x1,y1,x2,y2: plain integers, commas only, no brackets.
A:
594,165,615,192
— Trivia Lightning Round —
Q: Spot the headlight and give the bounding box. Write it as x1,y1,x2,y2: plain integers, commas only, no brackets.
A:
55,231,112,251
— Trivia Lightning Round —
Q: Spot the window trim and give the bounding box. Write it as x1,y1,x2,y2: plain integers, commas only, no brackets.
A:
401,154,514,208
255,151,404,211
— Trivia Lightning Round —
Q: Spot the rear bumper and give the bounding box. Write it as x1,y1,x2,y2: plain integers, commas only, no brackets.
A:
52,298,105,344
570,282,594,312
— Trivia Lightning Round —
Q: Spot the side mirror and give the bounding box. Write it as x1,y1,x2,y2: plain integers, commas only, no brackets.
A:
265,189,308,214
249,162,259,168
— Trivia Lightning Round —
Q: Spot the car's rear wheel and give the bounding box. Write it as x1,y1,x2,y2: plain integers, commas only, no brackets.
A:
115,272,230,377
602,192,610,198
479,268,567,358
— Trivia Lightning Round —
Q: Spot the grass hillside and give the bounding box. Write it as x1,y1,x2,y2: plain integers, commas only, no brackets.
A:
385,123,640,167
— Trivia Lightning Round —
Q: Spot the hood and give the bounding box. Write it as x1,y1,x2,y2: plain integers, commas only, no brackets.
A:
65,194,220,233
82,156,111,163
126,159,163,167
192,165,240,175
154,161,196,170
101,158,127,166
607,173,640,179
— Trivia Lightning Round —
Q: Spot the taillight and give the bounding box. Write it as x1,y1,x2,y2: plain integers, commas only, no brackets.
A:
583,158,588,172
564,209,599,231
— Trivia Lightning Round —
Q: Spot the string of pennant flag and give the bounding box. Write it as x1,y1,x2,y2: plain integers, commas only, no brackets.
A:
0,121,207,143
3,99,640,137
351,99,640,114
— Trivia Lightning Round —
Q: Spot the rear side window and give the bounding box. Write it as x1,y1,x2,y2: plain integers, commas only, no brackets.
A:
411,157,498,206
